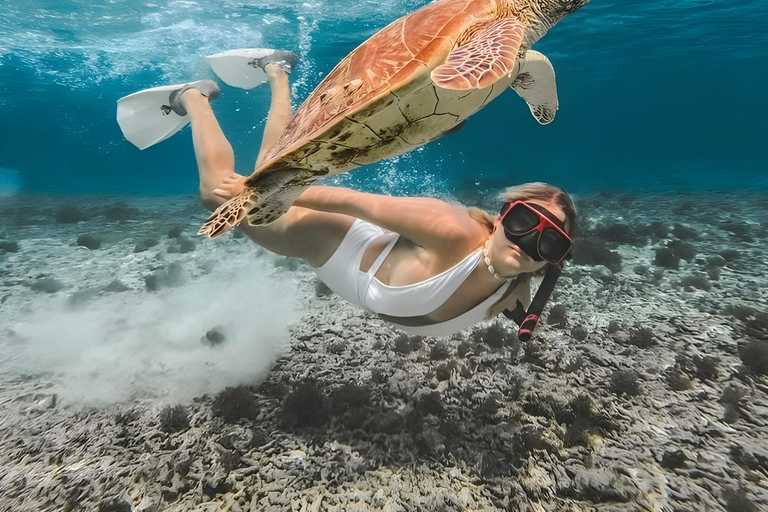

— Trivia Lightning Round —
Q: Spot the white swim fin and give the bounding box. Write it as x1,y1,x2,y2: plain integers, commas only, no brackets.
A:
116,85,190,150
117,80,219,150
205,48,297,89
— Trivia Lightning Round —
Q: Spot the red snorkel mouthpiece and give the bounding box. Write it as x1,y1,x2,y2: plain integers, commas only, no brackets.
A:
517,314,540,341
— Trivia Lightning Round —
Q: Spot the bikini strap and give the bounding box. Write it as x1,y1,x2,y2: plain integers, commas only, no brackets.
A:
368,233,399,277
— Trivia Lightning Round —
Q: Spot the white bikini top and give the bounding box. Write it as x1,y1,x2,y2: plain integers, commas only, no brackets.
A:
359,234,484,317
354,233,515,336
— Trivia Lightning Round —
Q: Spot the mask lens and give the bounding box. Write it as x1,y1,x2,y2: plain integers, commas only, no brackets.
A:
504,230,544,261
539,228,570,263
503,203,539,234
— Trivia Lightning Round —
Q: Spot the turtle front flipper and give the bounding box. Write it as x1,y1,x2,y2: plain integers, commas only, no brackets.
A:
511,50,559,125
198,188,259,238
431,17,525,90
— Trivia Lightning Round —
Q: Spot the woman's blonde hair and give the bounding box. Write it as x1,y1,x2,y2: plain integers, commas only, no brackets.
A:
466,182,577,319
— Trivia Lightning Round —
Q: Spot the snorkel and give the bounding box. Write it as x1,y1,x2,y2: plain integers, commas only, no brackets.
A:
503,259,568,341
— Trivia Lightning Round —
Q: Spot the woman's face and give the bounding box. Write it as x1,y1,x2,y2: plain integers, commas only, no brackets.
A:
489,199,568,277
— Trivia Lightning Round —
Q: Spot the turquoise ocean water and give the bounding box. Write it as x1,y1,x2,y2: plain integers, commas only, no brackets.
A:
0,0,767,197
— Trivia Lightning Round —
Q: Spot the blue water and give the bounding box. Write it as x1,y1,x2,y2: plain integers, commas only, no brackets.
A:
1,0,767,196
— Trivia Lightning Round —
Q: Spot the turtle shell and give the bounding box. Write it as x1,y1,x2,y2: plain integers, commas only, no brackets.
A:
247,0,500,186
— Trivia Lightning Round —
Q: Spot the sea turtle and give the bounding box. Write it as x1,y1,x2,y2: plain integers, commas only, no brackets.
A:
200,0,591,238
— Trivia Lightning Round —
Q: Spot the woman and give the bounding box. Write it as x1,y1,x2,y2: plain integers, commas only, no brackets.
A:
173,54,576,337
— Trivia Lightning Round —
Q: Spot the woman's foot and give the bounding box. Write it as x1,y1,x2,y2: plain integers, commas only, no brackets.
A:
168,79,220,116
264,62,291,82
255,50,298,73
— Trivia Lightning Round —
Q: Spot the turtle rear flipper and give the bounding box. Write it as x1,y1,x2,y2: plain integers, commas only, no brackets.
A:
198,189,258,238
245,181,314,226
244,168,319,226
199,167,318,235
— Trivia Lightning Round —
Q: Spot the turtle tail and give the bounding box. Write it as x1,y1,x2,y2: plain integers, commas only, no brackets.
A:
198,187,259,238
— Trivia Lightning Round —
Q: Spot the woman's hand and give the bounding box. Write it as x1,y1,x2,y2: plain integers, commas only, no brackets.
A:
212,173,247,199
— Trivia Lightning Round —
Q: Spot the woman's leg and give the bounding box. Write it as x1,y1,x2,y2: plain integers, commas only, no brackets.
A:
256,64,293,168
183,91,238,211
182,89,353,267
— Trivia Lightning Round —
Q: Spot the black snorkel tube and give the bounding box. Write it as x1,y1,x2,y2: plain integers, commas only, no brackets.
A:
502,260,567,342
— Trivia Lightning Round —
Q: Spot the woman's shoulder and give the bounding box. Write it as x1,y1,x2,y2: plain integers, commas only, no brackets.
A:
430,203,491,253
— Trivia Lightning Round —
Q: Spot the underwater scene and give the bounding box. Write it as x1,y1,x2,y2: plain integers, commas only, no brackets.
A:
1,0,767,510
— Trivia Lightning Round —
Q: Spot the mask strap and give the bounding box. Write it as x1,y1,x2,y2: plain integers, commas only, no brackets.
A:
502,264,563,341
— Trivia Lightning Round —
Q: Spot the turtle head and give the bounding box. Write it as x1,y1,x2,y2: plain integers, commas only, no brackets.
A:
520,0,592,40
552,0,591,16
534,0,591,20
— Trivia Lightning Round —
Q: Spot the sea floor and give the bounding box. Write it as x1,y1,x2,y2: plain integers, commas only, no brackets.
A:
0,192,767,511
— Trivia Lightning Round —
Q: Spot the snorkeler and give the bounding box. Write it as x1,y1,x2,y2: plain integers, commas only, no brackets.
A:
116,0,595,336
169,56,576,338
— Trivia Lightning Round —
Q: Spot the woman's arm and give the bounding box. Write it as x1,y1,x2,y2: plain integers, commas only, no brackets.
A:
293,186,481,250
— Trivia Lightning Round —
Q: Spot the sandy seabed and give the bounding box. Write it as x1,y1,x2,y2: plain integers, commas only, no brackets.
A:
0,192,767,512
